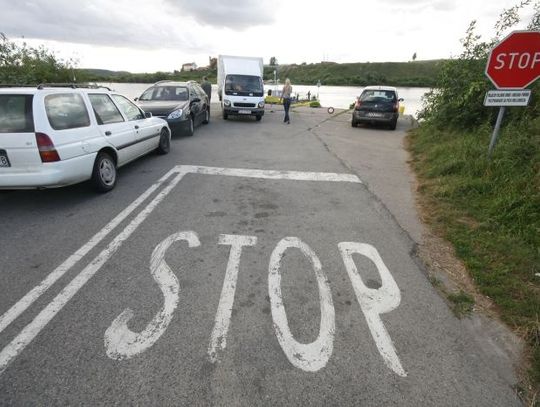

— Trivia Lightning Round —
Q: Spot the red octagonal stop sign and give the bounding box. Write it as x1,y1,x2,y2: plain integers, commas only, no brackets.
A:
485,30,540,89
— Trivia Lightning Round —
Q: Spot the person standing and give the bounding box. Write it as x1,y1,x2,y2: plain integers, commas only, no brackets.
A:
201,76,212,103
280,78,292,124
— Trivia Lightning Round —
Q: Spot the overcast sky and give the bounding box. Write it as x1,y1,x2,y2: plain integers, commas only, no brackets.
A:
1,0,535,72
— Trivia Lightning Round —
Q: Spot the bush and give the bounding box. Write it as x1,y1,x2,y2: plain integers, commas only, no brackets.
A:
0,33,75,84
309,100,321,108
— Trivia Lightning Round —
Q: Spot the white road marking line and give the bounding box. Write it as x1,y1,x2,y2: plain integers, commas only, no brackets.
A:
338,242,406,377
208,234,258,363
0,167,178,335
268,237,335,372
0,171,187,375
178,165,362,183
104,231,200,360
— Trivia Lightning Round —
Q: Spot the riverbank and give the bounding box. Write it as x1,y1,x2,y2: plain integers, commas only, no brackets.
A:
79,59,442,88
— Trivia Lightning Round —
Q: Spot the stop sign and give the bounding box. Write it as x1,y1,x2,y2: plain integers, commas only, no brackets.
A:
485,30,540,89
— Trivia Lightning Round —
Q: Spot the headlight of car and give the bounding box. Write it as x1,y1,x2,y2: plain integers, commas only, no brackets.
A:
223,99,231,107
258,101,265,108
167,109,183,120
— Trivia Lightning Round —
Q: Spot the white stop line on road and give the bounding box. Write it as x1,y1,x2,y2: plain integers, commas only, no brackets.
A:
0,165,406,377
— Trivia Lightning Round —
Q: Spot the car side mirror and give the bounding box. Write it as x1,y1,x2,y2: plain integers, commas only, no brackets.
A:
144,111,152,118
398,98,404,102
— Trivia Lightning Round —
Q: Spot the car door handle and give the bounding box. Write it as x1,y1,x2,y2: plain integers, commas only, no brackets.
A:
105,131,112,136
134,125,139,130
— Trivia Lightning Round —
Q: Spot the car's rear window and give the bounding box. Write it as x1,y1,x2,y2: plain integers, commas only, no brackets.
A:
360,90,397,102
0,95,35,133
45,93,90,130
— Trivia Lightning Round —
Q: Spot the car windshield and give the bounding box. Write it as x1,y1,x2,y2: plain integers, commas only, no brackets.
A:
224,75,263,96
140,86,189,101
359,90,396,103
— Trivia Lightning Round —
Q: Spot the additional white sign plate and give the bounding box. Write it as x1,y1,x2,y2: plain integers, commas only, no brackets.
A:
484,90,531,106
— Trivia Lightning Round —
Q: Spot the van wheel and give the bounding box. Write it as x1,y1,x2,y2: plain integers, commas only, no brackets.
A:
92,152,117,192
157,128,170,154
222,111,228,120
203,107,210,124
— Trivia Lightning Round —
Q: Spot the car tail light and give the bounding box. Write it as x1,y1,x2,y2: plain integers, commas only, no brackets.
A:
393,102,399,112
35,132,60,162
355,99,362,109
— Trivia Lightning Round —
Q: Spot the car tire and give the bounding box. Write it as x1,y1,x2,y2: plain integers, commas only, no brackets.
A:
156,128,170,155
203,107,210,124
185,116,194,136
222,111,228,120
351,119,357,127
255,115,262,121
389,118,397,130
92,152,117,193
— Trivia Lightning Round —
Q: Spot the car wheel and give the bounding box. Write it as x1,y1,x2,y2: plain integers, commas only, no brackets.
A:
185,116,194,136
351,119,357,127
92,152,117,192
222,111,228,120
255,115,262,121
156,128,170,155
389,118,397,130
203,107,210,124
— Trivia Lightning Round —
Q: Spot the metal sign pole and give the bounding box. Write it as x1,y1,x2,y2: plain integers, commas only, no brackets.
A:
488,106,506,159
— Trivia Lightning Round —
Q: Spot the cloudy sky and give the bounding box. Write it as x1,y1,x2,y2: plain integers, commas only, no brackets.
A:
1,0,535,72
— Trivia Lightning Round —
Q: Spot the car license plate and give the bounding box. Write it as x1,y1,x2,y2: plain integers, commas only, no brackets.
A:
238,109,251,114
0,150,10,167
367,112,383,118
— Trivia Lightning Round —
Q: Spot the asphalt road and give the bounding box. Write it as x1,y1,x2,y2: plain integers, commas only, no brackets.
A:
0,106,520,406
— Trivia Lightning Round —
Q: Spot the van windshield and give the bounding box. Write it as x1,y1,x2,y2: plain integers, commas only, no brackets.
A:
224,75,263,96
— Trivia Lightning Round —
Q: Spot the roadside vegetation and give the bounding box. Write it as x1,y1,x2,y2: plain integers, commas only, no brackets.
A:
407,1,540,399
0,33,75,84
78,60,441,88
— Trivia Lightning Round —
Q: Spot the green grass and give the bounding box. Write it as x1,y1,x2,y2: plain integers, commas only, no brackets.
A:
447,291,475,317
408,117,540,389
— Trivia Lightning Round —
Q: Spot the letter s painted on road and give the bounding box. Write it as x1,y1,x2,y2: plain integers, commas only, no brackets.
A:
104,231,200,360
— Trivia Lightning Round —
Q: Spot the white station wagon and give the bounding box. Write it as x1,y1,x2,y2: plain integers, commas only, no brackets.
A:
0,85,171,192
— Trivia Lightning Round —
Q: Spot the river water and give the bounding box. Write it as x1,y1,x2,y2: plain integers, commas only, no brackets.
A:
100,82,431,118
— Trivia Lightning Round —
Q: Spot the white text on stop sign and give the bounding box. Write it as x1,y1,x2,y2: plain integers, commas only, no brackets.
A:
495,51,540,70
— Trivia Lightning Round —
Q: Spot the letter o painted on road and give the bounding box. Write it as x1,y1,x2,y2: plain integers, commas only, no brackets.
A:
268,237,335,372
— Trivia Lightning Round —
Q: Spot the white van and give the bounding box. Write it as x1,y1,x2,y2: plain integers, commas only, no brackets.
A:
217,55,265,121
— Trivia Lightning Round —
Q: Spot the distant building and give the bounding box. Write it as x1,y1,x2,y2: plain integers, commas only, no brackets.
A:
181,62,198,72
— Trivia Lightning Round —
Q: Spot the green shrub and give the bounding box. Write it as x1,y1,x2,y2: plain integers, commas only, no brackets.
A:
309,100,321,108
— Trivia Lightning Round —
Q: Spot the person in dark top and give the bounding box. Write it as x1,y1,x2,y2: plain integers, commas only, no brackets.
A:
201,76,212,102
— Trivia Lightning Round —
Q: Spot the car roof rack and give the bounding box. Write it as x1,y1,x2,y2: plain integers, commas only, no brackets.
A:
0,84,39,88
36,83,113,91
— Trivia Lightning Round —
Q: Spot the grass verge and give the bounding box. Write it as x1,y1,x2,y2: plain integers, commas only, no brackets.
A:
407,118,540,396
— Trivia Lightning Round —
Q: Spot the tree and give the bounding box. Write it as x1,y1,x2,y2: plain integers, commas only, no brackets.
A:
0,33,75,84
269,56,277,66
209,56,217,70
412,52,417,61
